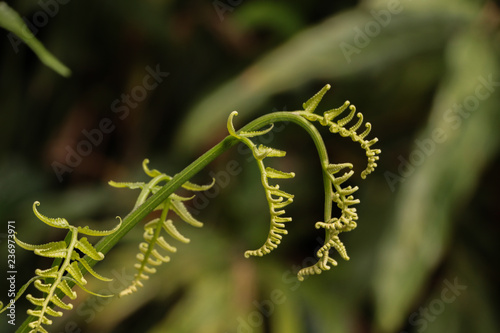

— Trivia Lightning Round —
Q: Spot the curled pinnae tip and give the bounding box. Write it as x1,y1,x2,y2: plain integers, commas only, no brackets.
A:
227,111,239,136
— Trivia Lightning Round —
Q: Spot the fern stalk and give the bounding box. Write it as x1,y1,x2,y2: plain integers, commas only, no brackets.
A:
16,85,379,331
15,112,316,332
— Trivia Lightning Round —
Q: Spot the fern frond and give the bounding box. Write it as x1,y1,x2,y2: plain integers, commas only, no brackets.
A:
34,266,59,279
328,169,354,186
74,237,104,260
161,218,191,243
297,234,349,281
254,145,287,159
325,162,353,174
72,254,113,282
56,280,77,299
34,243,68,258
77,217,122,236
265,167,295,179
32,201,69,229
296,162,360,279
170,199,204,227
12,202,119,333
111,159,213,297
322,101,351,124
14,238,63,252
180,178,216,192
48,294,73,310
61,277,113,298
239,124,275,138
290,85,380,280
228,111,296,258
142,158,163,177
65,262,87,285
303,84,331,113
122,219,174,295
296,85,381,181
107,180,145,189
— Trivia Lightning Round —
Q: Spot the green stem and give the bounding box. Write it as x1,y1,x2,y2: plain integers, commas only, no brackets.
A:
97,111,331,260
17,111,331,332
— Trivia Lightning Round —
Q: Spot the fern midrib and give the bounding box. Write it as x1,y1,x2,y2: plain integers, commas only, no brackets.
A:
34,228,77,331
140,204,169,276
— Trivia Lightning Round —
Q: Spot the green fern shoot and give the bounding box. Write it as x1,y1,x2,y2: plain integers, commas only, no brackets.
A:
109,159,215,296
0,202,121,333
228,111,295,257
8,84,380,331
293,85,380,280
226,85,380,280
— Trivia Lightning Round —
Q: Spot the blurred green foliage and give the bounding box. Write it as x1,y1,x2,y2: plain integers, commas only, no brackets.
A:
1,0,499,332
0,2,70,77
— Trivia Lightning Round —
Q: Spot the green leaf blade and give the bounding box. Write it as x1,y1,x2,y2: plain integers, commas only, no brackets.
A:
0,2,71,77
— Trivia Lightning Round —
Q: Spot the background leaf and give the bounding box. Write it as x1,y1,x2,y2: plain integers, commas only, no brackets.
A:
0,2,70,77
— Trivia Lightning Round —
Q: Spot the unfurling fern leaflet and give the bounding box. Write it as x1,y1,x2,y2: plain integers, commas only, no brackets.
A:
0,202,121,333
293,84,381,280
227,111,295,258
109,159,214,297
297,84,381,179
223,85,379,281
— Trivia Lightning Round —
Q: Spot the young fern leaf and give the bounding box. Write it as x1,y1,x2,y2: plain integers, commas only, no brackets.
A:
296,85,381,179
0,202,121,333
292,85,380,281
5,87,378,331
296,162,360,280
228,111,295,258
109,159,214,297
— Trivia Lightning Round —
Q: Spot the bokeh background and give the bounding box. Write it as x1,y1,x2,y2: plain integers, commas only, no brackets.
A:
1,0,499,332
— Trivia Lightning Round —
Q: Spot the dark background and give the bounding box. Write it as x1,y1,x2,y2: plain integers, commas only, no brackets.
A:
1,0,499,332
